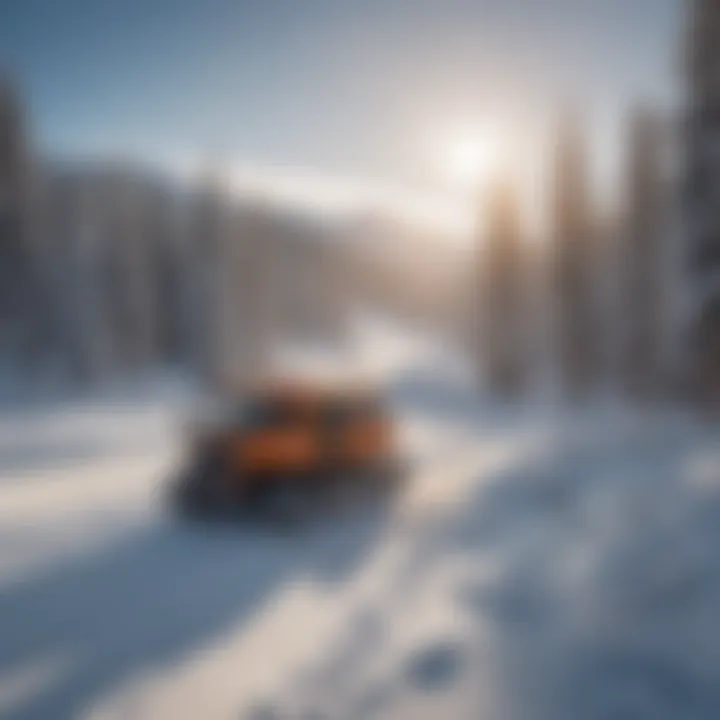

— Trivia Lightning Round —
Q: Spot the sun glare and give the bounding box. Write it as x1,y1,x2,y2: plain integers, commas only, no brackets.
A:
443,133,498,190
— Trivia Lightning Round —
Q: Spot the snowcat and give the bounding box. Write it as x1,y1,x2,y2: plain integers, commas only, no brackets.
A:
170,379,403,522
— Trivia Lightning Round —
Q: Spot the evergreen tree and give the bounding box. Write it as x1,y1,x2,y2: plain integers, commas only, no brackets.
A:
0,78,32,365
686,0,720,403
190,174,228,386
479,176,527,397
551,114,599,397
622,107,669,398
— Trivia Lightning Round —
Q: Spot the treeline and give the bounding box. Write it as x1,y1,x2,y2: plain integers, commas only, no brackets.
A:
0,86,462,390
0,153,353,387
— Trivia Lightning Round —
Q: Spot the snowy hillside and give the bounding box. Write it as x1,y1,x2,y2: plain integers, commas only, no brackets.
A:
0,350,719,719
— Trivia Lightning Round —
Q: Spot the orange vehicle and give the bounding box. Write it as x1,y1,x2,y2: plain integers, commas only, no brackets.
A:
170,379,402,520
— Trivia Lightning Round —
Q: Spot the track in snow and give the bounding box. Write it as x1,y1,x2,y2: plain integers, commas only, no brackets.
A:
1,377,720,719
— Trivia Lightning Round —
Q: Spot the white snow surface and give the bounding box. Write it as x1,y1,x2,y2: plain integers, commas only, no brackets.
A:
1,343,720,719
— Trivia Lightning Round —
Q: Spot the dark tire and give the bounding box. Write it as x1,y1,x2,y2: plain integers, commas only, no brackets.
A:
364,455,409,492
169,452,228,520
247,476,313,529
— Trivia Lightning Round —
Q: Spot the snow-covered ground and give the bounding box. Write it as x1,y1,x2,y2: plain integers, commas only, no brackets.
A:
1,343,720,719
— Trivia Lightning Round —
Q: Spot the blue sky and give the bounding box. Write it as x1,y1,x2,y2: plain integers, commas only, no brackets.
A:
2,0,681,215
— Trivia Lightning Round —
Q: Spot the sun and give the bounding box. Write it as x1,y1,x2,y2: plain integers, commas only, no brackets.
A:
442,133,499,191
